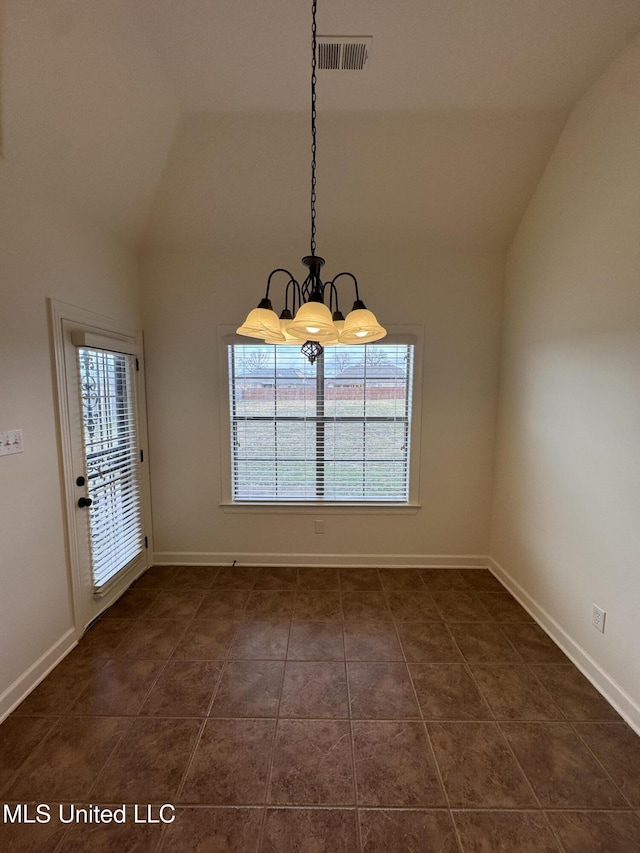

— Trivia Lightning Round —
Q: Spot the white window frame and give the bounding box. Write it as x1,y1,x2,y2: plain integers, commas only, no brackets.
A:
217,326,423,515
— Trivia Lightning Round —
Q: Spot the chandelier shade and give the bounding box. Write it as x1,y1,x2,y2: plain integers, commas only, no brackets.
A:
262,314,301,345
235,0,386,362
339,304,387,344
236,300,284,341
286,301,338,343
323,317,345,346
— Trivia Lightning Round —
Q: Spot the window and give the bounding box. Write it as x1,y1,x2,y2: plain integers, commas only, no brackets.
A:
226,340,416,503
77,346,145,593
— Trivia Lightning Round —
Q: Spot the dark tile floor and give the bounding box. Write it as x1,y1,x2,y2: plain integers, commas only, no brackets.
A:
1,566,640,851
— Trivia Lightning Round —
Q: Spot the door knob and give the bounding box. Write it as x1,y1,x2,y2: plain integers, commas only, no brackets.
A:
77,497,93,508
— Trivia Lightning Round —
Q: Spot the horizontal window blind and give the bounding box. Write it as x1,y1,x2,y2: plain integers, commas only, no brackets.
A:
77,347,144,593
229,343,414,501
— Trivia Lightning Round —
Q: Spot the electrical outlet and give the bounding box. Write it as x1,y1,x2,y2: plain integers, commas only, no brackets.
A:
592,604,606,633
0,429,24,456
315,519,325,534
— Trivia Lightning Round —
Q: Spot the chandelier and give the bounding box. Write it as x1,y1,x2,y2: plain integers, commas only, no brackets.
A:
236,0,386,364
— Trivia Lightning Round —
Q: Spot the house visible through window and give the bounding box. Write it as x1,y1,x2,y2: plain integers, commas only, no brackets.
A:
227,342,414,502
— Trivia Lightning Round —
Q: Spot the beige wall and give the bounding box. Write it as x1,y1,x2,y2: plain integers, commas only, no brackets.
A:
4,0,179,244
140,245,504,563
491,37,640,724
0,163,142,713
140,111,507,564
0,0,179,716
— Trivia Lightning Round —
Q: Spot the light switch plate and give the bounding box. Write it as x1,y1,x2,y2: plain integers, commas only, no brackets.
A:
0,429,24,456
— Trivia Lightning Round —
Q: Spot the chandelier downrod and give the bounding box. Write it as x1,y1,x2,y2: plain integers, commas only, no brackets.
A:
235,0,386,362
310,0,318,256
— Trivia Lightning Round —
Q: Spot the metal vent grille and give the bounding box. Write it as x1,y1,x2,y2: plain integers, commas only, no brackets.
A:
317,36,372,71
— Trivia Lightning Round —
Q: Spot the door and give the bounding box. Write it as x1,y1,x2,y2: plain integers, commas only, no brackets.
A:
50,300,152,631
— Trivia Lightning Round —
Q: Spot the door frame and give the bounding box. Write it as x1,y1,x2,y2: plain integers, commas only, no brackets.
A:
49,299,153,635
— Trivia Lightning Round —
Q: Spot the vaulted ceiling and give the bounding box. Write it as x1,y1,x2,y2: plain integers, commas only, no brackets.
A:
4,1,640,249
132,0,640,113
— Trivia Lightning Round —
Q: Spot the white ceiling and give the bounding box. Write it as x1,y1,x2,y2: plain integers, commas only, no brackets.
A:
131,0,640,112
143,110,568,253
137,0,640,252
4,1,640,249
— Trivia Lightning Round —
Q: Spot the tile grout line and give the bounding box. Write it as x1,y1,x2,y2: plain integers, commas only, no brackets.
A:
256,571,296,849
343,629,362,851
90,574,224,853
567,719,635,810
453,615,545,815
462,669,554,834
0,713,64,813
164,568,256,824
9,621,179,814
387,573,464,848
344,573,379,852
540,809,570,853
524,659,635,809
155,567,226,852
173,573,231,809
447,579,556,847
437,596,547,821
526,662,585,723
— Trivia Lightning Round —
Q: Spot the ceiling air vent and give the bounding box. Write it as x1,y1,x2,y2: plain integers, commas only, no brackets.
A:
317,36,372,71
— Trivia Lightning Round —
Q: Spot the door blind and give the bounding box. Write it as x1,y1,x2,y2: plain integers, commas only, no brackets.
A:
228,343,413,501
77,347,144,593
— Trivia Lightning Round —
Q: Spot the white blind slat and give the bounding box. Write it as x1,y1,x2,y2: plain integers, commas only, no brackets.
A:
78,347,144,592
228,343,413,502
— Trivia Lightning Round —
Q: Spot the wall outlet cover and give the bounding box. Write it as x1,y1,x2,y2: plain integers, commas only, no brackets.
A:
592,604,606,633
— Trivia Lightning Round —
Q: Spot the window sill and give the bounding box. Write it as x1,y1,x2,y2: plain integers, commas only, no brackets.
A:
220,502,421,515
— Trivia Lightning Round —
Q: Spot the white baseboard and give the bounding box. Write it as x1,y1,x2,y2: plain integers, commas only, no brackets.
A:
0,628,78,724
152,551,491,569
487,557,640,736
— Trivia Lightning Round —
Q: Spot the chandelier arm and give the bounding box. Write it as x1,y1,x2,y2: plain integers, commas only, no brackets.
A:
329,272,361,304
329,281,340,314
284,279,304,314
266,268,299,300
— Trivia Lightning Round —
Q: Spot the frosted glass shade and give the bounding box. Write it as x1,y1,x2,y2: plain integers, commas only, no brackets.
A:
286,301,338,342
263,319,300,345
323,319,345,346
237,307,284,341
339,308,387,344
